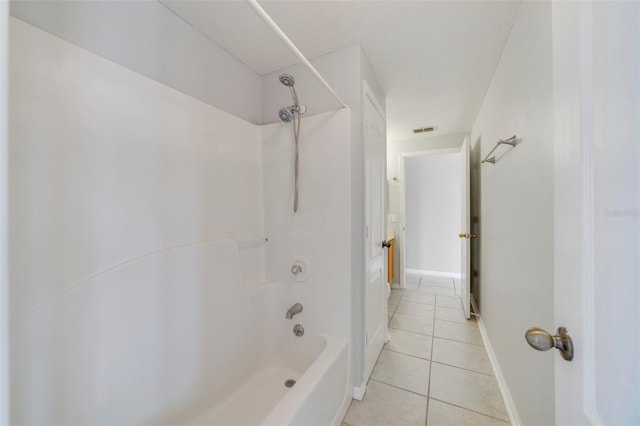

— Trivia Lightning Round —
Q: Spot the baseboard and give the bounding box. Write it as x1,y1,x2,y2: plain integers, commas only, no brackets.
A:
476,315,522,426
405,269,462,279
353,382,366,401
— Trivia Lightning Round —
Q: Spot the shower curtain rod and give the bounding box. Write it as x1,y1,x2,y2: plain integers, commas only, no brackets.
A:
245,0,348,109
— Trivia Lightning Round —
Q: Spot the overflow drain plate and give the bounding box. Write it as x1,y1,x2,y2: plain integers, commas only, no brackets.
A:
284,379,296,388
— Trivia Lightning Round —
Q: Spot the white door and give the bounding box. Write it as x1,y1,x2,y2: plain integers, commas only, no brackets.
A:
363,81,388,383
552,2,639,424
0,2,8,424
460,136,471,319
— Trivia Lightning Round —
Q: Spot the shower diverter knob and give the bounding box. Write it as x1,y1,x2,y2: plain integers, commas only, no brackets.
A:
289,257,310,282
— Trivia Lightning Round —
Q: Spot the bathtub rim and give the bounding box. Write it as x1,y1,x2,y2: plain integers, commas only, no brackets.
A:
260,333,350,426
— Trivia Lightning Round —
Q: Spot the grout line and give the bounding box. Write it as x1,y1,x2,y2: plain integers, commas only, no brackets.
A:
433,317,479,327
428,397,511,424
431,334,485,348
368,378,428,399
383,347,431,362
430,360,495,378
435,304,464,312
401,300,435,307
388,325,434,338
393,310,436,319
425,397,430,426
432,335,488,350
425,292,436,424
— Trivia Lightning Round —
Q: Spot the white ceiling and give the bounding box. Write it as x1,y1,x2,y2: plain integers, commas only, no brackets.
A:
161,0,521,141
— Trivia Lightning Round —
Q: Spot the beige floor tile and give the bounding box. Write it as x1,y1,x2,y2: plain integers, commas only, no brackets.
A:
389,313,434,335
435,295,463,310
396,301,435,318
420,277,453,288
419,285,456,296
435,305,475,324
388,289,403,304
434,320,483,346
431,338,493,375
371,350,430,396
344,380,427,426
427,399,509,426
429,363,508,421
402,291,435,305
385,328,432,359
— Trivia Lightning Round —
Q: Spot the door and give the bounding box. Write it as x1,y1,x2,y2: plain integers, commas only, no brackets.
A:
0,2,8,424
363,81,388,383
552,2,639,424
460,136,471,319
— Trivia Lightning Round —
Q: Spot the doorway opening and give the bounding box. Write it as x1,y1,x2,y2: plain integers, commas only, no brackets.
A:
401,151,463,294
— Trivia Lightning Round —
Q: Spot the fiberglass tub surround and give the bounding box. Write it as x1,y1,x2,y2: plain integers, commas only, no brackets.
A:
9,18,352,425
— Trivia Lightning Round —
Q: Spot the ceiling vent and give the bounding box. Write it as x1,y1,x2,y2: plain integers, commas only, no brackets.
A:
412,126,435,134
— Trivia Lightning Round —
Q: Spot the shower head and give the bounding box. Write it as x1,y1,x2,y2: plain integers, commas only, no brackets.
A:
279,107,293,123
279,74,295,87
279,73,300,107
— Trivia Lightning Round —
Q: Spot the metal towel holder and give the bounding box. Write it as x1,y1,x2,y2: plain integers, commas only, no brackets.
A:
481,135,517,165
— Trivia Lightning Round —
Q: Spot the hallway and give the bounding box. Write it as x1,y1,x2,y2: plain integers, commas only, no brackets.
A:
343,274,509,426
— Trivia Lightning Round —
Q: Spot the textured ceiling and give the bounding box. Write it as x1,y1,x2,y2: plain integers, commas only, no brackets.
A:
161,0,521,141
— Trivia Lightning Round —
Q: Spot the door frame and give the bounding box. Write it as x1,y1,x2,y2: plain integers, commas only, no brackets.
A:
0,3,10,424
357,80,388,397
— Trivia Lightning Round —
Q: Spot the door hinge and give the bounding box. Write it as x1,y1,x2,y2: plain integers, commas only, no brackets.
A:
365,332,369,345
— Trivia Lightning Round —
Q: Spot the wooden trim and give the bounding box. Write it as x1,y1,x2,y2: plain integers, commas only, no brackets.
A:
387,239,394,283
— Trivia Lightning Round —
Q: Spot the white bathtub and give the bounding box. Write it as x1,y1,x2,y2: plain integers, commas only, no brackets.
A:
185,333,349,426
11,238,351,425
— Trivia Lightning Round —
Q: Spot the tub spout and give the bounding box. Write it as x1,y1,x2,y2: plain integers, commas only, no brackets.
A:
286,303,303,319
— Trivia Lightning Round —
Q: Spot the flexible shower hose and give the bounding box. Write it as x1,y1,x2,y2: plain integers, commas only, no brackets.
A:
293,108,301,212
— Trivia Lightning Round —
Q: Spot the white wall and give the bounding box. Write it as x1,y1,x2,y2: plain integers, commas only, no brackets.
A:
386,133,465,283
404,153,461,274
10,0,262,124
9,19,267,423
470,2,554,424
262,45,386,393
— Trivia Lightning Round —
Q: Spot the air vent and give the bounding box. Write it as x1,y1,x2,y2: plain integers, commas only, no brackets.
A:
412,126,435,134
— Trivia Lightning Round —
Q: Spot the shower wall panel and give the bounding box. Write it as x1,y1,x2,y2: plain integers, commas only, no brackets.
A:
261,110,352,343
9,18,266,423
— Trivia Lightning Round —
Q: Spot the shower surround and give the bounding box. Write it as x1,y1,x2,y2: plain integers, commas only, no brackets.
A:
9,18,352,425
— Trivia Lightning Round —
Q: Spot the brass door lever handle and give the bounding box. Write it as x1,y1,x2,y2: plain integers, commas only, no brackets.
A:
459,233,478,239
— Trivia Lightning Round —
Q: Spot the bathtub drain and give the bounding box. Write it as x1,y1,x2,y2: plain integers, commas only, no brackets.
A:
284,379,296,388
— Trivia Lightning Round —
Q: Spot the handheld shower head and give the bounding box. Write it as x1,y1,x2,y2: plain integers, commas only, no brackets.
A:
279,73,300,107
279,107,293,123
279,74,295,87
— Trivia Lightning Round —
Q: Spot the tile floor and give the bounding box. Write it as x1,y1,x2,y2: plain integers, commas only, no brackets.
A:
343,273,510,426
